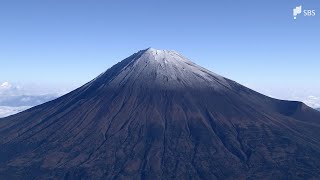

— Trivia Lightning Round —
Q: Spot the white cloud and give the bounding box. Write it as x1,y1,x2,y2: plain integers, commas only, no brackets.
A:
21,97,31,102
240,86,320,109
303,96,320,108
0,81,74,96
0,81,67,117
0,82,26,97
0,106,31,118
0,82,12,89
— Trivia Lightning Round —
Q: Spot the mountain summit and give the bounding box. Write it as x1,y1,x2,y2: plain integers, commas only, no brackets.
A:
1,48,320,179
84,48,229,90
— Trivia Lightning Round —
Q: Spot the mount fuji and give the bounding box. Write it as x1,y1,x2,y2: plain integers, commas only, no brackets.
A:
1,48,320,179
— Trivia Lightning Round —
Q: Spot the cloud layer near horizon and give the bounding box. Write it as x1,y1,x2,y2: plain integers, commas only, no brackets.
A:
0,106,31,118
0,82,65,118
0,81,319,118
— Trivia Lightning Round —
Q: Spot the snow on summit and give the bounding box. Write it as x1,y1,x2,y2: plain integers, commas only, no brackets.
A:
95,48,232,90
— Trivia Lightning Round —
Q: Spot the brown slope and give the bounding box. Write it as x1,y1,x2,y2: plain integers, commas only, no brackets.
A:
1,48,320,180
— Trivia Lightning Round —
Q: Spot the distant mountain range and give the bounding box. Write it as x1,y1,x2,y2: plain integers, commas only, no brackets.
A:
317,108,320,111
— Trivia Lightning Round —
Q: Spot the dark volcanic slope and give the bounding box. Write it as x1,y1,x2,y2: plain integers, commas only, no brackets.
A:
1,48,320,179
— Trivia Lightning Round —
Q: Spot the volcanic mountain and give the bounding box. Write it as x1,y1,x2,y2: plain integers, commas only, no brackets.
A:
1,48,320,179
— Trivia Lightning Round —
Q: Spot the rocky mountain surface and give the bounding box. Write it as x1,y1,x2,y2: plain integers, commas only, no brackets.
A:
1,48,320,179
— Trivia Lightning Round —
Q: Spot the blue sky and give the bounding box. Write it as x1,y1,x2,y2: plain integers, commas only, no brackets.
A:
0,0,319,105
